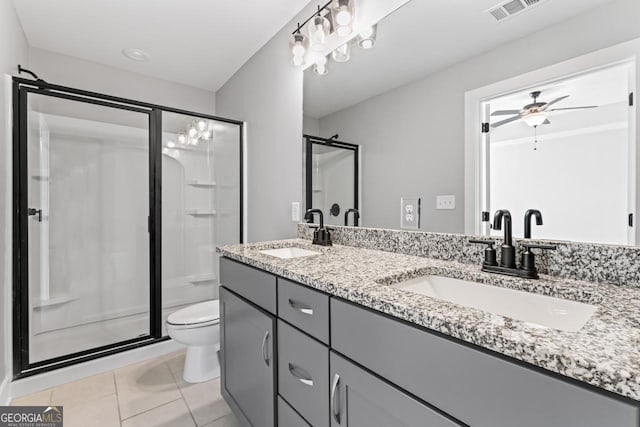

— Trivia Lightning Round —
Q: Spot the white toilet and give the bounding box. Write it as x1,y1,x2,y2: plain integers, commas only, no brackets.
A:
166,300,220,383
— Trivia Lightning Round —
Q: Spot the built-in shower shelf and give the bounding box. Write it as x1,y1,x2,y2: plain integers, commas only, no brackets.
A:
186,210,217,217
186,179,217,188
33,294,77,309
186,273,217,284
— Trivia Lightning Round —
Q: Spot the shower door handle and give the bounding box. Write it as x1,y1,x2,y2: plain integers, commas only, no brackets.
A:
28,208,42,222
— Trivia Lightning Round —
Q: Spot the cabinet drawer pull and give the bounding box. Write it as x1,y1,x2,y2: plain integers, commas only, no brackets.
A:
331,373,341,423
288,363,314,387
288,299,314,315
261,331,270,366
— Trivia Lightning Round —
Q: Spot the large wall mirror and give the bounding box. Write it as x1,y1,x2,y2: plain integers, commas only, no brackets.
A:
303,0,639,247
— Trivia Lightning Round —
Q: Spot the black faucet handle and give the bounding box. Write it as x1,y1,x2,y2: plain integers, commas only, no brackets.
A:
522,243,557,251
468,239,498,267
469,238,495,248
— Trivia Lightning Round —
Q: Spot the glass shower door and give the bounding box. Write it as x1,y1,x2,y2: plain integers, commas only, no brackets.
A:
21,89,154,365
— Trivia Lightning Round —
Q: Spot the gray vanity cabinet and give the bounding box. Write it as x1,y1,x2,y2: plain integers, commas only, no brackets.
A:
220,287,276,427
330,351,461,427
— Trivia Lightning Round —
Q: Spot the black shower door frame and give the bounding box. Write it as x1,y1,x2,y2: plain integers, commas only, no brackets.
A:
304,134,359,221
12,77,244,379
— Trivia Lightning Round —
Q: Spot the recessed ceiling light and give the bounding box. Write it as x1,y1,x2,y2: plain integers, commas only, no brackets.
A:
122,48,150,62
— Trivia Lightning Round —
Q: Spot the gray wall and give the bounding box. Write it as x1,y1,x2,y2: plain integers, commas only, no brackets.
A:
215,4,320,242
318,0,640,232
0,0,28,399
29,48,216,114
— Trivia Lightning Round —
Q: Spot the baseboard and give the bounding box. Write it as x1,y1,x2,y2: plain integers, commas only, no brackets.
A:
9,339,185,401
0,376,10,405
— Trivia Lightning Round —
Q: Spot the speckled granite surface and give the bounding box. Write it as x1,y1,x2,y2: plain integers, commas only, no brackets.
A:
218,238,640,402
298,224,640,288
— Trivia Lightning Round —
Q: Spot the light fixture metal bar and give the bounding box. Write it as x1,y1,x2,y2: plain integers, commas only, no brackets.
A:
292,0,334,34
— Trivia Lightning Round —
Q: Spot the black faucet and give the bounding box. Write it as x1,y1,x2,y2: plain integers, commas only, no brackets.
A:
524,209,543,239
469,209,556,279
493,209,515,269
344,208,360,226
304,209,332,246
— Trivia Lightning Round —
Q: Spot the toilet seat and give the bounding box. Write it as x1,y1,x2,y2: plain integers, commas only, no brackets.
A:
167,300,220,329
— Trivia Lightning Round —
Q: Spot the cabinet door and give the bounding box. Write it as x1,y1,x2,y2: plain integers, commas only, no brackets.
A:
220,287,276,427
330,352,461,427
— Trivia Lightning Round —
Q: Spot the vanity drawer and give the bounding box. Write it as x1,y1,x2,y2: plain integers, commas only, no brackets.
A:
331,298,639,427
278,278,330,344
278,320,329,427
278,397,310,427
220,257,277,314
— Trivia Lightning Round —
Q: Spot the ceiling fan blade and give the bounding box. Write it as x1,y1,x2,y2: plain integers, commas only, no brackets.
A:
549,106,598,111
491,109,521,116
491,115,521,128
542,95,570,110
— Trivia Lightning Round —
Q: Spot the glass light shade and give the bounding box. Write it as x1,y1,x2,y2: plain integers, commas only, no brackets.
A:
167,141,175,148
335,0,353,26
197,120,207,131
202,130,212,140
309,15,330,52
178,133,186,144
336,25,352,37
188,126,198,138
291,54,305,67
357,25,377,49
523,112,548,127
291,33,307,57
332,43,351,63
313,63,329,75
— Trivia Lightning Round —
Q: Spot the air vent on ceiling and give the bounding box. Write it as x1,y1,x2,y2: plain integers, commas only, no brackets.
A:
486,0,547,22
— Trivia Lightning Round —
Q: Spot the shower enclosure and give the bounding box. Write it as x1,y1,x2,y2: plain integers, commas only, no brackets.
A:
12,78,243,378
304,135,359,226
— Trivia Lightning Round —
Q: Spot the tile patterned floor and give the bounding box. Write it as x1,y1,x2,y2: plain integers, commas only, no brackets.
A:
10,351,239,427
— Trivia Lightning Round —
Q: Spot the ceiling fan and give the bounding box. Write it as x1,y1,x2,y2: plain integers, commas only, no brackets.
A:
491,91,598,129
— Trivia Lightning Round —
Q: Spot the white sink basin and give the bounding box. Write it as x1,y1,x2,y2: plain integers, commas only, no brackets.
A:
391,275,597,332
259,247,321,259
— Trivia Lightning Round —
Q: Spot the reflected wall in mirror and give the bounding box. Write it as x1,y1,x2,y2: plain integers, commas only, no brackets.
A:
303,0,640,246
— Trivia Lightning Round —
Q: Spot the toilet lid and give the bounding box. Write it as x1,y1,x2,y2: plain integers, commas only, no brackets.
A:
167,300,220,326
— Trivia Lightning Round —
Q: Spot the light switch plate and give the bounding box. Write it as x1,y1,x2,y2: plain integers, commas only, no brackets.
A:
436,195,456,210
401,197,421,229
291,202,300,222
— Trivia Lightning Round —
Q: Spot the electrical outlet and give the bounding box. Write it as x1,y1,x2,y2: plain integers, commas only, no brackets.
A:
436,195,456,210
291,202,300,222
401,197,421,229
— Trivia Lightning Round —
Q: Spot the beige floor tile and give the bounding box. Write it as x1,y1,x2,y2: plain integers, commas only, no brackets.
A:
180,378,230,426
122,399,196,427
51,371,115,406
11,389,52,406
115,358,182,419
164,351,186,376
203,414,239,427
63,394,120,427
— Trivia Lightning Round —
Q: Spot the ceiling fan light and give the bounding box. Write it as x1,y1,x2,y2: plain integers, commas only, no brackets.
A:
523,112,548,127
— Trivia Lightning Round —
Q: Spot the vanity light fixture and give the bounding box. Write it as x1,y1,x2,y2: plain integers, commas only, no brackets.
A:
332,42,351,63
122,47,150,62
309,6,331,52
290,27,308,68
334,0,354,37
314,55,329,75
357,25,377,49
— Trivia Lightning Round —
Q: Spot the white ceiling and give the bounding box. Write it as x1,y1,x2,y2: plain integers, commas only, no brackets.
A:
13,0,310,91
304,0,616,119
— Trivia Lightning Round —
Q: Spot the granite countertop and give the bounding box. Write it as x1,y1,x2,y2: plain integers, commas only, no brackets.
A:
217,239,640,402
